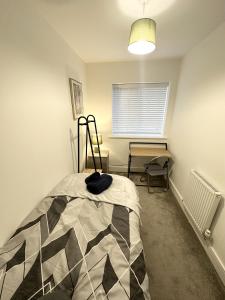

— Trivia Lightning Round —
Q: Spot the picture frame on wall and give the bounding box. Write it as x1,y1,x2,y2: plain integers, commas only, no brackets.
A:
69,78,83,120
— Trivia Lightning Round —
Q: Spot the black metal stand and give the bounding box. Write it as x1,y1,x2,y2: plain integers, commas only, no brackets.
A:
77,115,102,173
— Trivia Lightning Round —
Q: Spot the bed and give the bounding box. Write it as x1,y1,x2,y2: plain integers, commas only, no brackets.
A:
0,173,150,299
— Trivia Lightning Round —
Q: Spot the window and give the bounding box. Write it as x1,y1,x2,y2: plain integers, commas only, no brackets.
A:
112,82,169,137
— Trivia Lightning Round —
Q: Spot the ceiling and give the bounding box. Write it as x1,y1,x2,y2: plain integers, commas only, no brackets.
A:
34,0,225,63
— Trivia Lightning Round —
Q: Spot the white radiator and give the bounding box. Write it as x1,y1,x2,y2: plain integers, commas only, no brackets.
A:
184,170,221,239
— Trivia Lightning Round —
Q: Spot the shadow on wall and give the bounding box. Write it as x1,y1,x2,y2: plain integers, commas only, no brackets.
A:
70,128,77,173
210,196,224,239
70,124,86,173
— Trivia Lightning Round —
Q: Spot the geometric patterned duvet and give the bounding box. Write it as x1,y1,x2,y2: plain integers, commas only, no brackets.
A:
0,174,150,299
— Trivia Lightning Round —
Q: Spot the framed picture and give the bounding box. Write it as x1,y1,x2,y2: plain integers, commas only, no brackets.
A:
69,78,83,120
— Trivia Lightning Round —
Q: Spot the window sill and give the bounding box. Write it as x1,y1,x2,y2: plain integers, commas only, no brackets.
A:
109,135,167,140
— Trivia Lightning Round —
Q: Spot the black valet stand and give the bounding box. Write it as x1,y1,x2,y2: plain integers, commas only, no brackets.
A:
77,115,102,173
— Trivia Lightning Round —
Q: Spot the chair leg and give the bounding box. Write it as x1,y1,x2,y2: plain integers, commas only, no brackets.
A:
167,174,169,190
162,170,169,192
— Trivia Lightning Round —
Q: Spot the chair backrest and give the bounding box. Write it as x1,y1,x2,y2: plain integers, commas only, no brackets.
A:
147,156,169,169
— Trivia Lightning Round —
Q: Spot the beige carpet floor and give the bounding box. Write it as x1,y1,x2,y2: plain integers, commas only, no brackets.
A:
137,186,225,300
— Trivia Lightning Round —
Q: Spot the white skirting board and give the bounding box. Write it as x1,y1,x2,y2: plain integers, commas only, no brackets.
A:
169,177,225,287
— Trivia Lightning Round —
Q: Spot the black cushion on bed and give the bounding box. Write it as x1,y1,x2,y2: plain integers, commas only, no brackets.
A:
86,173,113,194
38,290,71,299
85,171,101,184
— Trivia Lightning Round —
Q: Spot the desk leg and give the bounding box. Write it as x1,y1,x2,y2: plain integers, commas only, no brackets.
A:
166,164,169,190
128,154,131,178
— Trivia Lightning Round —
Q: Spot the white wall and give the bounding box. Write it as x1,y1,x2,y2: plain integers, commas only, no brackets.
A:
169,21,225,283
86,59,181,171
0,0,86,245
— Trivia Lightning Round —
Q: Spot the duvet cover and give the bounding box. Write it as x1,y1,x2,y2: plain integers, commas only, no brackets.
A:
0,174,150,299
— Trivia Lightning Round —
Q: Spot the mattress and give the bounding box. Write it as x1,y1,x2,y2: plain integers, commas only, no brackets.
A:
0,173,150,299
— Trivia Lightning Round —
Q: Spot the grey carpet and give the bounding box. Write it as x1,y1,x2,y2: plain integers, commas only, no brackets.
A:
138,186,225,300
122,172,166,188
129,172,147,186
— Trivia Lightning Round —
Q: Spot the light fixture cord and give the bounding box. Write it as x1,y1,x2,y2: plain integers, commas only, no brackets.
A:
141,0,148,17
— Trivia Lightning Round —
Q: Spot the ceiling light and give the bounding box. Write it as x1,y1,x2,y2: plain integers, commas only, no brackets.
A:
128,0,156,55
128,18,156,55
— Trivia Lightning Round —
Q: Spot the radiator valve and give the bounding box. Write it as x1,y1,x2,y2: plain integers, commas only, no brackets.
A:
204,229,211,239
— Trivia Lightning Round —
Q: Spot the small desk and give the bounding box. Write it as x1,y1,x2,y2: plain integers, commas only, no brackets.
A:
128,142,172,177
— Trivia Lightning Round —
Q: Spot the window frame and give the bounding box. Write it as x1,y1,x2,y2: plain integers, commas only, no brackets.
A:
111,82,170,139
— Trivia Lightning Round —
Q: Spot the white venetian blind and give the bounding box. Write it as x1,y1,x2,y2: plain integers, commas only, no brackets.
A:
112,82,169,137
